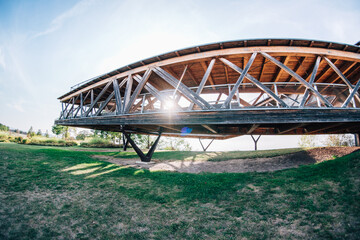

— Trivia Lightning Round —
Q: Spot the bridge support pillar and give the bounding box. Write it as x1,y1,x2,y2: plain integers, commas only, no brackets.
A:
199,138,215,151
355,133,360,147
122,129,162,162
122,134,130,151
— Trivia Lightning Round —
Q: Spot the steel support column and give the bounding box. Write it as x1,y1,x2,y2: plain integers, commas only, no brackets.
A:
122,129,163,162
355,133,360,147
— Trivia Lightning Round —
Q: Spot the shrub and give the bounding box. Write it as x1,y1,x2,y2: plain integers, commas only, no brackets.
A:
0,132,8,141
80,138,119,148
21,136,78,147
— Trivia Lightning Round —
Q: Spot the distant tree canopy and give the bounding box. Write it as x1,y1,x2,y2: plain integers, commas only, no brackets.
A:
159,137,192,151
298,135,316,148
91,130,121,144
36,129,42,136
27,126,35,138
324,134,354,147
299,134,355,148
52,125,69,139
0,123,9,131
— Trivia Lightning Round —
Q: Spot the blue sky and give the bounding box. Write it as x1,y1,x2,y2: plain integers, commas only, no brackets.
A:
0,0,359,150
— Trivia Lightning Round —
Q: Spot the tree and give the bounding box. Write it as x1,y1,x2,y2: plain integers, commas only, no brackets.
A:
0,123,9,131
52,125,69,139
27,126,35,138
45,130,49,138
159,137,192,151
298,135,316,148
76,130,90,140
323,134,354,147
108,131,121,144
132,134,151,149
36,129,42,136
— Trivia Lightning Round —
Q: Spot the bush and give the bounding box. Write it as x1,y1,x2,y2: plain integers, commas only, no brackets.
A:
76,133,87,140
0,132,8,141
21,136,78,147
80,138,119,148
0,131,16,143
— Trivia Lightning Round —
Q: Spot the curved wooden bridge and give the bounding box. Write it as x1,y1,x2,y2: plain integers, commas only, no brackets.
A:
56,38,360,161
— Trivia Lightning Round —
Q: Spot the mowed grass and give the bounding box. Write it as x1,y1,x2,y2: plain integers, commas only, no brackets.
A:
108,148,304,161
0,143,359,239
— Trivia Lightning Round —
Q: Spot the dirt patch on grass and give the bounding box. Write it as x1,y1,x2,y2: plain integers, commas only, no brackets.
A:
93,147,360,174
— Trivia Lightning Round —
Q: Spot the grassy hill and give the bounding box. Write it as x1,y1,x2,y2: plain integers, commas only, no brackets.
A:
0,143,359,239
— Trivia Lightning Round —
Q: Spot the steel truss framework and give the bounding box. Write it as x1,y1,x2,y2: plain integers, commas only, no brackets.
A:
56,39,360,158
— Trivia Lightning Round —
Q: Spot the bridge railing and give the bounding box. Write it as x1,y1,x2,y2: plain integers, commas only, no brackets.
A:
58,81,359,120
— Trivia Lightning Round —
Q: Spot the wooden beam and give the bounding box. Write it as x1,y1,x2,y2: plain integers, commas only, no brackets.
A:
153,67,213,110
122,75,133,113
306,123,343,134
300,56,322,107
327,61,357,84
253,92,264,105
173,65,188,97
94,92,115,116
65,95,79,119
247,124,260,134
261,52,332,107
242,56,248,84
112,79,122,115
124,69,152,113
316,59,340,83
144,97,157,111
130,98,144,112
80,92,83,116
158,125,182,132
202,124,217,134
186,66,199,85
286,57,306,82
84,81,112,117
215,93,222,104
224,65,229,84
133,74,183,111
200,61,216,86
323,57,354,88
278,123,306,134
189,59,216,110
258,57,267,82
274,56,290,82
220,57,288,108
342,78,360,107
221,53,256,108
324,57,360,102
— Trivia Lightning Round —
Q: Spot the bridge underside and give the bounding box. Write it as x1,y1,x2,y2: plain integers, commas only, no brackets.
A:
56,108,360,139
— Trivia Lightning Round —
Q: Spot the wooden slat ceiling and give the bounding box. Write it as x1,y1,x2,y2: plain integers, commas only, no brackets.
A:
59,39,360,100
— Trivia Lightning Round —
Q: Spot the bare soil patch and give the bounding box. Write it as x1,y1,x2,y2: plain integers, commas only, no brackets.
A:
93,147,360,174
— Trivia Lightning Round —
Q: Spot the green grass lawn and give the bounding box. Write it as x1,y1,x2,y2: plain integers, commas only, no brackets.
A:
0,143,359,239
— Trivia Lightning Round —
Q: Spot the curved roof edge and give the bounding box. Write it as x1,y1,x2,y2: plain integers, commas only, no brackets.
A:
60,38,360,99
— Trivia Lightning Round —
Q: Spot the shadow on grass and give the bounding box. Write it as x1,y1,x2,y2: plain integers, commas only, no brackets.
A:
58,150,360,204
107,148,305,161
99,148,316,174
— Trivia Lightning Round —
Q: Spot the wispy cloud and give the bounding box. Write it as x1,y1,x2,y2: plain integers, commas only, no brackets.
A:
31,0,98,39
